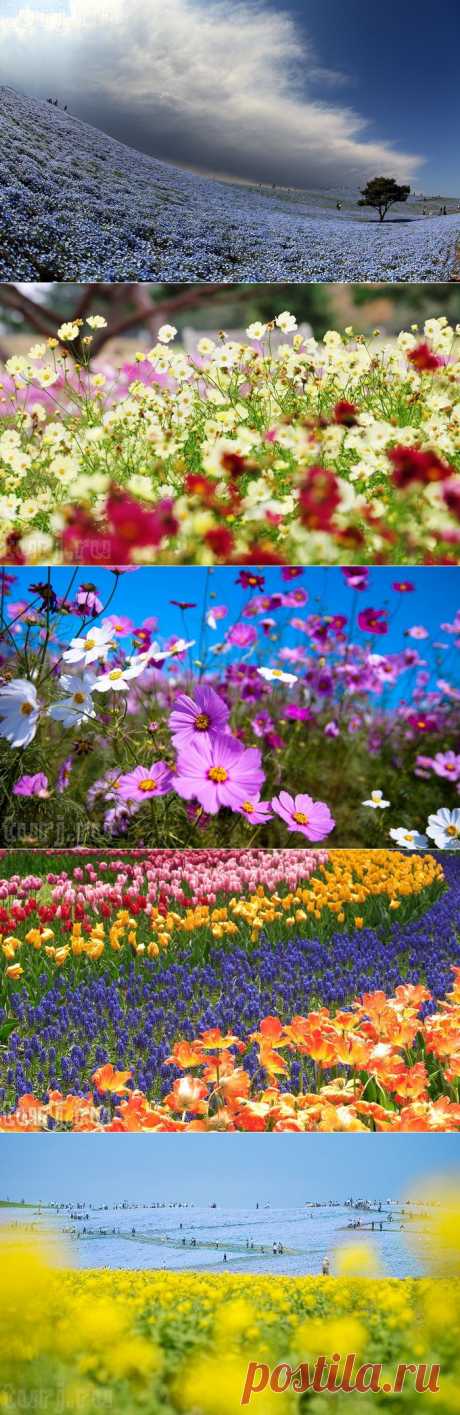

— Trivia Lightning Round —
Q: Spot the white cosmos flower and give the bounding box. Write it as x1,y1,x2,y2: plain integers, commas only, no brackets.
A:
92,661,146,693
426,807,460,849
157,324,177,344
257,667,298,685
0,678,40,747
63,625,115,669
389,827,428,850
362,789,390,809
48,674,97,727
246,322,267,340
149,638,195,664
275,311,297,334
57,322,80,342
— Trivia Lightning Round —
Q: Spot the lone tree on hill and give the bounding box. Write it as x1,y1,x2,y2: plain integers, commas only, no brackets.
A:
359,177,411,222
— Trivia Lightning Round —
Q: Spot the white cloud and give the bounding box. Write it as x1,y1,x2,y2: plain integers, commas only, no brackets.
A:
0,0,424,188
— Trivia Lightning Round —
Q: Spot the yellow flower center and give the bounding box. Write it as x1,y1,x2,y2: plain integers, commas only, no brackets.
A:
445,763,455,771
21,702,33,716
404,833,414,842
195,713,210,730
73,692,86,704
446,824,460,837
109,670,123,681
241,801,255,814
293,811,309,825
208,766,228,783
84,637,95,650
139,778,157,792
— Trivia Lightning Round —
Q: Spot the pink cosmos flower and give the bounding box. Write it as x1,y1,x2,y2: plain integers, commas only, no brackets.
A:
173,734,265,815
431,751,460,782
114,762,173,802
169,685,229,748
342,568,369,591
13,772,49,797
271,791,335,840
227,623,258,648
324,721,340,737
235,798,273,825
406,625,429,640
206,604,228,629
357,607,388,635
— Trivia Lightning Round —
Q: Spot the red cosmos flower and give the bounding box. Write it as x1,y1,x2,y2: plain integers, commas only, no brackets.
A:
408,342,443,373
281,567,304,580
342,567,369,590
220,451,248,477
389,445,452,487
392,581,415,592
407,712,439,733
236,572,265,589
106,491,178,547
443,481,460,521
357,607,388,635
185,473,217,504
61,490,178,563
298,466,341,530
204,527,235,557
3,532,25,565
333,399,359,426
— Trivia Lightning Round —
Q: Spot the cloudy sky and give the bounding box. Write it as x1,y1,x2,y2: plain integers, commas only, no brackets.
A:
0,0,458,192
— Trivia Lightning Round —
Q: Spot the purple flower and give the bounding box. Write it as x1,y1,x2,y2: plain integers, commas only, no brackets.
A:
114,762,173,802
173,733,265,815
282,705,312,722
56,756,73,793
235,798,273,825
431,751,460,782
13,772,49,798
169,684,229,749
226,623,258,648
271,790,335,841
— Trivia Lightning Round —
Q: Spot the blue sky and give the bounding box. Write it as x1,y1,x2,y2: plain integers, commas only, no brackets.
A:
287,0,460,192
8,565,458,704
1,1135,459,1204
1,1,457,192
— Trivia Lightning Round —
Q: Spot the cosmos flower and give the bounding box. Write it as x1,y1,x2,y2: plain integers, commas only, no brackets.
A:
357,608,388,635
257,667,298,686
431,751,460,782
169,685,229,749
0,678,40,747
173,734,264,815
362,790,390,809
113,762,174,803
426,808,460,849
12,772,49,798
235,798,273,825
389,446,451,488
62,625,115,669
389,828,428,851
271,791,335,840
48,674,96,726
91,661,146,693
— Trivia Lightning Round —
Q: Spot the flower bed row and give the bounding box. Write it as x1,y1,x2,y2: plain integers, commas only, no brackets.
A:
3,974,460,1132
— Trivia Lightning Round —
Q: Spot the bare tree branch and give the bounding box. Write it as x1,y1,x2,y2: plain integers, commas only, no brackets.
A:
0,282,255,361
